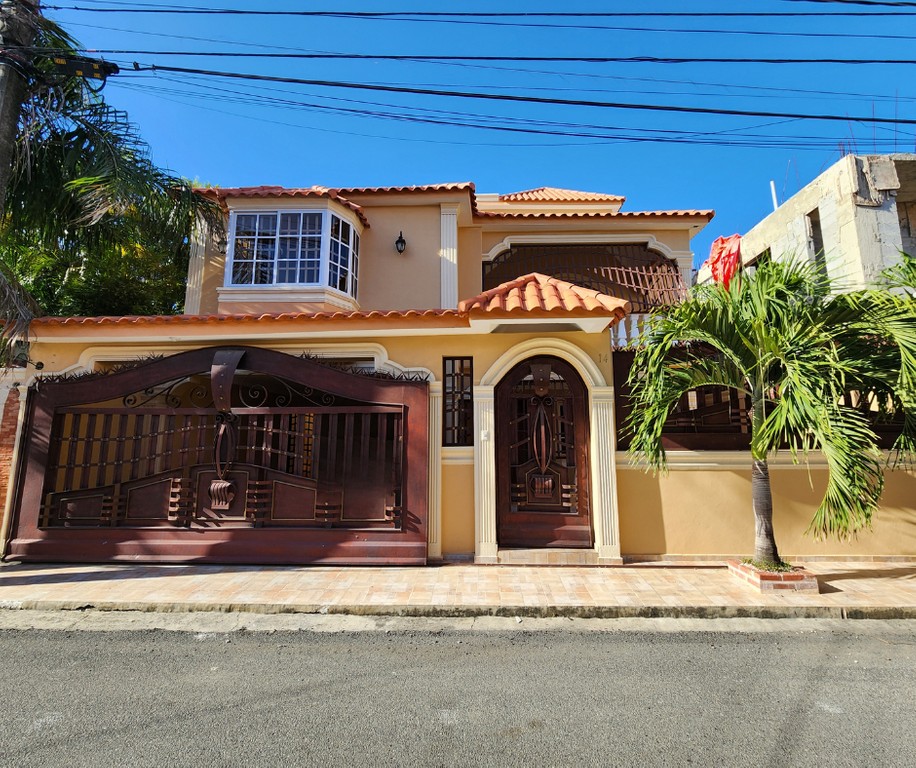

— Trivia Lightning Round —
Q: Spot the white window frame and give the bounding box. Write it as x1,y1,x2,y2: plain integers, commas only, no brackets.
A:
224,208,360,299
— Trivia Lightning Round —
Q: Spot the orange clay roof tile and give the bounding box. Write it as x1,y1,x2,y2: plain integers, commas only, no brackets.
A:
32,275,631,330
196,186,371,227
475,209,714,220
195,183,711,223
457,273,630,319
498,186,624,203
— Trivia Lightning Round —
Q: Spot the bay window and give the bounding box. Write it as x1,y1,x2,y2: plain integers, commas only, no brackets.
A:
226,209,360,298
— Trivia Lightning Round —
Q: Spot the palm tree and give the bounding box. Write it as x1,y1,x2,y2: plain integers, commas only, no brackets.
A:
0,9,220,355
626,257,916,564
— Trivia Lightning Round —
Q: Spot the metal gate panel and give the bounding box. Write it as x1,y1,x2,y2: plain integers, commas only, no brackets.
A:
8,347,429,565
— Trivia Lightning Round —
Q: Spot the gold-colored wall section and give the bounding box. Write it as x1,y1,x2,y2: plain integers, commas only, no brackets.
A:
618,465,916,558
441,462,475,556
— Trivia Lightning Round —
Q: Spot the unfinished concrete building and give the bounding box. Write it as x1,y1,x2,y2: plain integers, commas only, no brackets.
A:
698,153,916,288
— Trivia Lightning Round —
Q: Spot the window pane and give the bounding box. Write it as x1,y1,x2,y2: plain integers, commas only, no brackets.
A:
279,212,300,236
258,214,277,235
339,219,351,244
331,215,341,240
234,238,254,260
443,358,474,446
302,213,322,235
278,237,296,260
277,260,296,283
232,261,253,284
255,262,272,285
256,240,275,260
235,215,257,237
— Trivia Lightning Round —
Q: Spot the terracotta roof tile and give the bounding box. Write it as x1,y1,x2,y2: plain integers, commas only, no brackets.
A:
195,186,370,227
475,209,714,221
31,308,459,328
498,186,624,203
332,182,475,195
458,273,630,321
32,275,630,331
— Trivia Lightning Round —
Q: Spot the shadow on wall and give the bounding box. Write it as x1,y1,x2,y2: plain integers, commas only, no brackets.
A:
770,466,916,556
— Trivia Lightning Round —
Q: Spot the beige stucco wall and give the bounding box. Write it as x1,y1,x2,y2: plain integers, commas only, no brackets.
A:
618,462,916,558
441,462,475,556
23,325,915,560
27,329,615,390
355,204,442,310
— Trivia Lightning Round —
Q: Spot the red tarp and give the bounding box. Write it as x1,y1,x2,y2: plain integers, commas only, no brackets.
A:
707,234,742,289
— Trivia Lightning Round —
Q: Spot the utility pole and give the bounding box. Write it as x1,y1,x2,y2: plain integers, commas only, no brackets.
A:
0,0,38,215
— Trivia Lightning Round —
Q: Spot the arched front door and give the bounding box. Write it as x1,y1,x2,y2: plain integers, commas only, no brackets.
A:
495,356,592,548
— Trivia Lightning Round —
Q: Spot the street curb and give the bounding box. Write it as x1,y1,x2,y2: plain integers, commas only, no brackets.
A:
1,599,915,620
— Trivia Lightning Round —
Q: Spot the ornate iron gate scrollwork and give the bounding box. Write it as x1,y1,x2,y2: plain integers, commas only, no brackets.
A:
11,346,429,565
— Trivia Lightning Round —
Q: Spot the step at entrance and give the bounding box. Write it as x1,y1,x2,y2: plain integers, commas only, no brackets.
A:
497,548,599,566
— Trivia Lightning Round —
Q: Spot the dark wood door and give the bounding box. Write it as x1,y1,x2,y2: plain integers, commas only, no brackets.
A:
496,356,591,548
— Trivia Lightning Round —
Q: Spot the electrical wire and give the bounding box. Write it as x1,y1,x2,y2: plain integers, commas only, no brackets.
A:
122,63,916,127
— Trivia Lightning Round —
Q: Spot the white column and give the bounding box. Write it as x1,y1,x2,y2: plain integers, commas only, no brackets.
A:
672,249,695,288
473,386,498,562
590,386,623,564
183,216,208,315
439,203,459,309
427,382,443,561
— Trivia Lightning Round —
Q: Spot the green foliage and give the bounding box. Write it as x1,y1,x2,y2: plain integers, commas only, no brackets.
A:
626,256,916,541
0,13,221,321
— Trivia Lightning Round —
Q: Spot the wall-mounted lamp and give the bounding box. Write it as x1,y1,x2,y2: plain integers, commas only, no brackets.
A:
394,231,407,254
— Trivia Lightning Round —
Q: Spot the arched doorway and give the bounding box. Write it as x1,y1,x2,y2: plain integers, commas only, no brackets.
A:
495,356,591,548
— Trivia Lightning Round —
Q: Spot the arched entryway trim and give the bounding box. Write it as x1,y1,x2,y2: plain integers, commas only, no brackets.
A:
474,338,621,564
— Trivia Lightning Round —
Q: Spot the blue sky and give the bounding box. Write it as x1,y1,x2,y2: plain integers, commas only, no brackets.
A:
46,1,916,269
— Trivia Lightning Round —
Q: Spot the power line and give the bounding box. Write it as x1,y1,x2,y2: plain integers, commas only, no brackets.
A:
127,63,916,126
44,5,916,16
50,23,916,105
37,50,916,66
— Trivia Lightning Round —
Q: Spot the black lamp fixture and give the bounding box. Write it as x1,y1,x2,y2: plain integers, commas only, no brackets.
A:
394,231,407,254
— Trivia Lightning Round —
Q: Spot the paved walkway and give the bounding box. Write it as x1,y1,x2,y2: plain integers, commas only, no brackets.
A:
0,561,914,619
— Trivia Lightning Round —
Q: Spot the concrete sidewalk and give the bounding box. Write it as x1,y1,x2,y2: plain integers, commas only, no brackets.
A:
1,560,914,619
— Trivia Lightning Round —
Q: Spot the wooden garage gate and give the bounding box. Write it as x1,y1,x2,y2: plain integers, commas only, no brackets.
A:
7,346,429,565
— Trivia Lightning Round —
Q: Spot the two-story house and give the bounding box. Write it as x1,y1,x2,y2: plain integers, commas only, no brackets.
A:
2,182,913,566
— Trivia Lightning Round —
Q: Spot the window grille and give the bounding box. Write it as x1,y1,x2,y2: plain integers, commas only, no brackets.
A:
443,357,474,447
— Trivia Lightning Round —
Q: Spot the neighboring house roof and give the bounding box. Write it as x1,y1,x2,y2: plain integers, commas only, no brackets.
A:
498,187,625,203
32,274,630,331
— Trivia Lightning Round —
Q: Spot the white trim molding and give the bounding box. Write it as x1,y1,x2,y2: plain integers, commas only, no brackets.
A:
473,387,498,563
589,387,622,563
474,337,619,562
64,342,434,382
440,203,460,309
483,233,694,291
183,216,208,315
480,337,607,389
427,381,443,561
442,446,474,465
484,233,683,262
618,450,833,470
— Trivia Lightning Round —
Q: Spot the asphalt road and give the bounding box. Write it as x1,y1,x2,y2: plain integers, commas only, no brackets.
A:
0,618,913,767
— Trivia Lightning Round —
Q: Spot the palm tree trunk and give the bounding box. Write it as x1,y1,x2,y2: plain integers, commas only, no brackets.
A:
752,458,780,563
